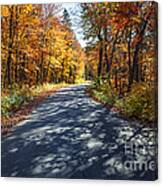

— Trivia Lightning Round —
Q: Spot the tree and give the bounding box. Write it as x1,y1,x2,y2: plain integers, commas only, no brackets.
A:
1,4,85,90
82,1,157,96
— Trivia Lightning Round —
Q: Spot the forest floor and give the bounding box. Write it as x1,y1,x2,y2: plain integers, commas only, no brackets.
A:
1,84,157,180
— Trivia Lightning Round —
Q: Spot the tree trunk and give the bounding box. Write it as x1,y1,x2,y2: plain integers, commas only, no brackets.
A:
15,6,19,84
106,31,118,77
97,40,103,77
104,28,109,75
127,26,132,91
40,51,44,84
97,28,103,78
6,6,14,89
131,4,153,84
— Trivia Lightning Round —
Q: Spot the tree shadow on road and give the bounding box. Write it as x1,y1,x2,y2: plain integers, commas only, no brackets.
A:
1,85,157,180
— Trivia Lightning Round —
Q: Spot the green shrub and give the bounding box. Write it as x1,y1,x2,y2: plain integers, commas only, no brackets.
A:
1,88,32,117
90,80,155,123
91,76,103,89
91,80,119,106
114,83,155,122
1,83,68,118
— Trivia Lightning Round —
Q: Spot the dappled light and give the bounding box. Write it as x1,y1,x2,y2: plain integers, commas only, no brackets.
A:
2,85,157,179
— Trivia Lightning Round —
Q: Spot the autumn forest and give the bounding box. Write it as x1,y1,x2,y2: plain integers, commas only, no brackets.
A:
1,1,158,180
1,2,157,126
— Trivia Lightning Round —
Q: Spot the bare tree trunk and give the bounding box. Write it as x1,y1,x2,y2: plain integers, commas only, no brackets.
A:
106,31,118,77
127,26,132,91
98,40,103,78
7,6,14,89
15,6,19,84
131,3,153,84
104,28,109,75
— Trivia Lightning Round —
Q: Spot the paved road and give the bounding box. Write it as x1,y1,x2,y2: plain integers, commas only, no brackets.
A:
1,85,157,180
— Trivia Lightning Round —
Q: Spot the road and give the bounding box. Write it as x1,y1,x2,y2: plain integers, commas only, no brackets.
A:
1,85,157,180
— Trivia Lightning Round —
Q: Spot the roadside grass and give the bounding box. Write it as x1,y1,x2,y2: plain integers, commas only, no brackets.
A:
1,83,68,118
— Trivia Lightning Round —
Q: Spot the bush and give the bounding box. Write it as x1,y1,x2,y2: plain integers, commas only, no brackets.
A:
90,80,155,123
91,76,103,89
114,83,155,122
1,85,33,117
1,83,68,118
1,93,30,117
91,80,119,106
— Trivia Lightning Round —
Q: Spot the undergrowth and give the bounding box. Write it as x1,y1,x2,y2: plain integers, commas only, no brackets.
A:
1,82,68,118
89,79,156,124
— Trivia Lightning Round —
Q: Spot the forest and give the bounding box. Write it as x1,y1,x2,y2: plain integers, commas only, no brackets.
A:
1,4,85,121
1,1,157,129
1,1,158,180
83,1,157,124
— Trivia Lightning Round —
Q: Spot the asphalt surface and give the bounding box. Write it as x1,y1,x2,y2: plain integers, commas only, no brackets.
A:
1,85,157,180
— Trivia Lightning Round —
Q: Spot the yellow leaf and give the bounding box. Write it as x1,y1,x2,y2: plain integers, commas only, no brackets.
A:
1,6,9,17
